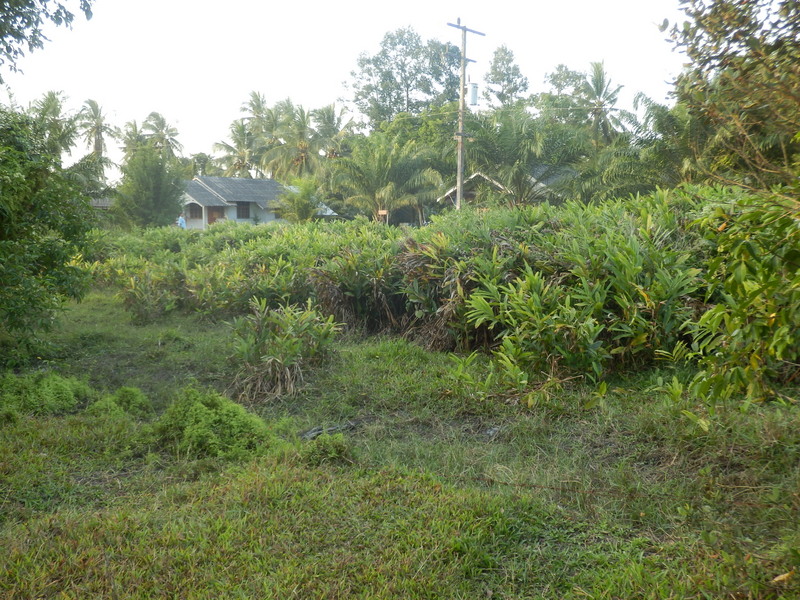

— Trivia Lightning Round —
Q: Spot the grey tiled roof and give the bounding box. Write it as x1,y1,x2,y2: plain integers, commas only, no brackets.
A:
183,176,287,209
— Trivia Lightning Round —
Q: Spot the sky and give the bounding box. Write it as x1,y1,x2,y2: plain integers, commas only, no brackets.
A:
1,0,688,176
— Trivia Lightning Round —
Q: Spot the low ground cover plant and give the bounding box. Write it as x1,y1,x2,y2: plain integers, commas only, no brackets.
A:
0,371,95,419
154,386,274,459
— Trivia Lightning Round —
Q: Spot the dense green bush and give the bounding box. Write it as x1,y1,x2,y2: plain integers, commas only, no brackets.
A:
691,185,800,402
86,387,153,419
154,387,273,459
0,372,95,418
300,433,353,466
0,109,93,354
88,185,800,403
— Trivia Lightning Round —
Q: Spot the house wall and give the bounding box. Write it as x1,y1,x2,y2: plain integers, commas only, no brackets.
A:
184,203,279,230
224,205,279,225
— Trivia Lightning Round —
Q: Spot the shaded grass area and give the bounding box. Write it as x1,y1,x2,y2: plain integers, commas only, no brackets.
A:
1,289,799,598
37,289,236,406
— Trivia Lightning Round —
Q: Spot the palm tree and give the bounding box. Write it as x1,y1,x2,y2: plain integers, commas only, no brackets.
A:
333,133,441,223
578,62,633,147
121,120,146,162
29,90,77,155
76,99,118,158
213,119,262,178
261,104,322,181
312,103,354,159
142,111,183,159
277,177,323,223
240,91,282,151
469,108,549,205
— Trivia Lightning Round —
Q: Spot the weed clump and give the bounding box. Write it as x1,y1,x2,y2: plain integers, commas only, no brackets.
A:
300,433,353,466
155,387,272,459
0,371,95,416
86,386,154,419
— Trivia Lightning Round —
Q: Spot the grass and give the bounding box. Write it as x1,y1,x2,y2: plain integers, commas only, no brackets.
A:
37,288,236,406
1,289,798,598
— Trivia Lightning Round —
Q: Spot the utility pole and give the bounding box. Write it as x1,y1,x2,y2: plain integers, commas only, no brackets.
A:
447,18,485,210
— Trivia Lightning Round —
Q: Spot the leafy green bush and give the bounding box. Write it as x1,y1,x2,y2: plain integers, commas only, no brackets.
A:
154,387,272,459
231,298,341,401
0,372,95,417
89,189,720,398
691,186,800,403
86,387,153,419
0,109,93,349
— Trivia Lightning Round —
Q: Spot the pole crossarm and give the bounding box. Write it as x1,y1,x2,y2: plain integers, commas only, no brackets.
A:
447,18,485,210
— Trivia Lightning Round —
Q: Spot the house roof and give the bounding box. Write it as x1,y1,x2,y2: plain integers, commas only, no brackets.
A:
183,176,287,210
436,172,512,204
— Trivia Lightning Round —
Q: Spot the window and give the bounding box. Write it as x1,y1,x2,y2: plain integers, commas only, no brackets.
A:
188,203,202,219
236,202,250,220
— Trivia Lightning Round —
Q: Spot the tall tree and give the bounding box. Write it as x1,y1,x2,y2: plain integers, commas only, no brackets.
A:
76,99,118,158
261,104,322,181
0,108,93,348
113,145,185,228
533,65,588,126
348,28,460,129
577,62,631,147
142,111,183,159
668,0,800,190
483,45,529,108
121,120,146,162
0,0,93,80
240,91,283,151
312,103,354,159
469,107,549,206
422,39,461,106
28,90,76,155
214,119,261,178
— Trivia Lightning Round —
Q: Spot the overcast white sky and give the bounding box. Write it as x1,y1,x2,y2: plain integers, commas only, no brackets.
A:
2,0,688,171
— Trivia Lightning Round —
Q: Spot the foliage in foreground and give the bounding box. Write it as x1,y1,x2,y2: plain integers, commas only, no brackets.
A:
154,386,274,459
0,371,95,420
0,108,93,353
692,188,800,402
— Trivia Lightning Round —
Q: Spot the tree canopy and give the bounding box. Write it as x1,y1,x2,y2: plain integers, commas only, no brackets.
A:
0,0,93,80
0,108,93,347
348,27,460,129
668,0,800,190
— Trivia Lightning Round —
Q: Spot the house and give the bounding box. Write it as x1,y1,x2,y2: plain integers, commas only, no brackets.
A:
181,176,337,230
181,176,285,229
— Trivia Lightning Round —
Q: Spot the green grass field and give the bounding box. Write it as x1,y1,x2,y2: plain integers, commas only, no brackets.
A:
2,290,798,599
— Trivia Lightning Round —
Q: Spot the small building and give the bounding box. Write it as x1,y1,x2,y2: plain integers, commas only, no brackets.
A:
181,176,287,229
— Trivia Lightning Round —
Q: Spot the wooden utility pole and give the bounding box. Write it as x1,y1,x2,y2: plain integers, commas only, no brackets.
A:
447,18,485,210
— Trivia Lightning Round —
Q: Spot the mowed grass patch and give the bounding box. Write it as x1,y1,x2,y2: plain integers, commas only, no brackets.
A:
0,459,764,600
0,412,155,523
272,334,507,425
